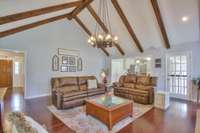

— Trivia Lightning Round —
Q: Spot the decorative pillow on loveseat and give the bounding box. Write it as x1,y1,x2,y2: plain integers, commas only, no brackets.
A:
87,79,97,89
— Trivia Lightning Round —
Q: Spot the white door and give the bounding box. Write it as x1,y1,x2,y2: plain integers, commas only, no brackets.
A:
111,59,124,83
166,53,191,99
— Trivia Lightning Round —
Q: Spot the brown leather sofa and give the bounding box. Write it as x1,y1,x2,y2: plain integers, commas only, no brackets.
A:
51,76,106,109
113,75,157,104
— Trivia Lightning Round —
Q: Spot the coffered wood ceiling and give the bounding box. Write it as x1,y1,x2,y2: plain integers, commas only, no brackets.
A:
0,0,199,56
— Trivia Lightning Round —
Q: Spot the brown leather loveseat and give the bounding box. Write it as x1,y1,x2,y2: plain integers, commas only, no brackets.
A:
113,75,157,104
51,76,105,109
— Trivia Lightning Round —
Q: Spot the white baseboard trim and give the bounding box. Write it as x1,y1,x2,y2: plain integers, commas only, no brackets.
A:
25,93,51,100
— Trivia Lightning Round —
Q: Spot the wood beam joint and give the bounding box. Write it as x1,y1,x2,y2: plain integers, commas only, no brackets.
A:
69,0,93,20
0,14,71,38
0,0,82,25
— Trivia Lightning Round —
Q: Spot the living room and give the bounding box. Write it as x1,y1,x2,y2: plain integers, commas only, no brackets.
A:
0,0,200,133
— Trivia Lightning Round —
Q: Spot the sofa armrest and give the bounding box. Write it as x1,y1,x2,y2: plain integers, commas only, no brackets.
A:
113,82,122,88
149,88,154,104
52,88,64,109
52,88,57,93
98,83,106,89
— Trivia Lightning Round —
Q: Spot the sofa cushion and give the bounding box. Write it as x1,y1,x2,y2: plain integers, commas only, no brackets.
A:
124,75,137,83
63,99,85,109
63,94,87,102
87,80,97,89
80,84,87,91
115,87,129,93
135,84,153,91
63,91,87,98
133,95,149,104
78,76,97,85
123,83,135,88
59,77,78,87
59,86,79,93
137,76,151,85
128,88,149,96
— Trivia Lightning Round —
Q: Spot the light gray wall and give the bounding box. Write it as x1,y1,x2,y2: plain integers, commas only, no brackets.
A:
0,20,106,99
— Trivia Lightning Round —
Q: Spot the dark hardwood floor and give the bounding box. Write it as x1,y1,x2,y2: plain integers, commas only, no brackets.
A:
1,88,199,133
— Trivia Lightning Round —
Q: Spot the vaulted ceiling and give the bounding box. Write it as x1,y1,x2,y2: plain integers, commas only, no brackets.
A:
0,0,199,57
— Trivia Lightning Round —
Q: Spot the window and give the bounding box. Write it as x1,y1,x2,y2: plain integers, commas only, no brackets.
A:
167,55,189,97
15,62,20,75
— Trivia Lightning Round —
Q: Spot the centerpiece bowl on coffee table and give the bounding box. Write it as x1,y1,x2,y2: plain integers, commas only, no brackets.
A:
85,95,133,130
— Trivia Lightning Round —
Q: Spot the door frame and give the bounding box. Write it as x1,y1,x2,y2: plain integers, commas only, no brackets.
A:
0,59,13,88
23,51,27,98
0,49,27,97
165,51,192,100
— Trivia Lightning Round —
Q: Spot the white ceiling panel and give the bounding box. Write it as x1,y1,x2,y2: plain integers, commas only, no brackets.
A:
158,0,199,45
117,0,164,50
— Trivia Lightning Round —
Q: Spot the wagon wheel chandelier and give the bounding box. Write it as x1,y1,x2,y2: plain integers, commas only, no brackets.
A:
87,0,118,48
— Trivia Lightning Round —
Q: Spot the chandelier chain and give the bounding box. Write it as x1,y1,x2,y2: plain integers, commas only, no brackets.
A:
87,0,118,48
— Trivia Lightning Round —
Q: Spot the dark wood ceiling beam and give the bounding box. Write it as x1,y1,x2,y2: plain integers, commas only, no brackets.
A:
74,16,110,56
111,0,143,53
151,0,170,49
0,1,82,25
0,13,71,38
86,5,125,56
69,0,93,20
100,48,110,56
114,43,125,55
74,16,92,36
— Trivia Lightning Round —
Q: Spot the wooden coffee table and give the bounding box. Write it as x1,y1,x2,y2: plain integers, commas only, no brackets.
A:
85,95,133,130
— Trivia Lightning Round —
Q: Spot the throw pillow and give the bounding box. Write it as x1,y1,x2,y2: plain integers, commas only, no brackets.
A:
87,79,97,89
